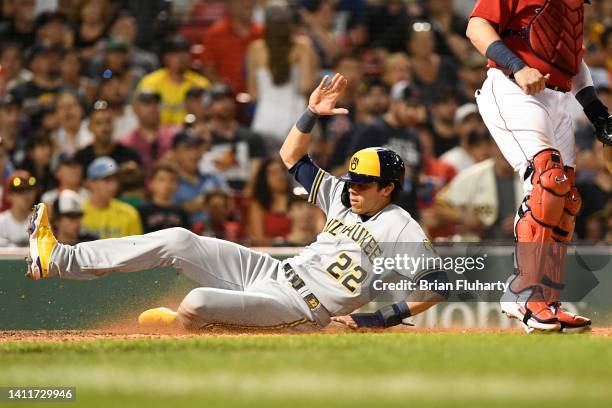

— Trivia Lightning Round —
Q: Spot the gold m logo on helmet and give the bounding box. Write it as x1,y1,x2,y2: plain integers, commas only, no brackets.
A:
350,157,359,170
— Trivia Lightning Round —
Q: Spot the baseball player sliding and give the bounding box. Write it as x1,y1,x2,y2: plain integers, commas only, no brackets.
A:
467,0,612,332
26,73,447,331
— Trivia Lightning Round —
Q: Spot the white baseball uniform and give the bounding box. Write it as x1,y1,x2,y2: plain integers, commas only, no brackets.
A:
476,67,576,195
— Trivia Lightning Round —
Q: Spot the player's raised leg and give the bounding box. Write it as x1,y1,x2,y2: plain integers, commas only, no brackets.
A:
28,203,268,289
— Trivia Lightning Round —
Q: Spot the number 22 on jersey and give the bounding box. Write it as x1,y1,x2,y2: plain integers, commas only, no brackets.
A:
325,253,368,293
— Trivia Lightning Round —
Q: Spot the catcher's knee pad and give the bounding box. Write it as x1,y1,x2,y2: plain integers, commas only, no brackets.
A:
521,149,571,240
552,167,581,243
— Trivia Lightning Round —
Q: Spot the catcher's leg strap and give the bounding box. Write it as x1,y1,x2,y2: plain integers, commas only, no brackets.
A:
552,166,581,243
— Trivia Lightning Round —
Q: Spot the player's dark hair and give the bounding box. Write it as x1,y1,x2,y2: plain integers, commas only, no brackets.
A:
265,4,293,86
252,158,294,210
376,180,401,203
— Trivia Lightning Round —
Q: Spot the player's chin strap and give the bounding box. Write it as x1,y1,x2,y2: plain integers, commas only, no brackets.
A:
350,302,412,328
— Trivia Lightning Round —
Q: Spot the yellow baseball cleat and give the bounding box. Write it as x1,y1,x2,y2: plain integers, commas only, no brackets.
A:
26,203,58,280
138,307,178,327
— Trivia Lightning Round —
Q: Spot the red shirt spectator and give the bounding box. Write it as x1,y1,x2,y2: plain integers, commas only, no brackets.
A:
201,4,263,94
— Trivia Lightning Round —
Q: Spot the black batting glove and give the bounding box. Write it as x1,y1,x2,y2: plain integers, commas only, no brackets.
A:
350,302,412,328
592,113,612,146
580,94,612,146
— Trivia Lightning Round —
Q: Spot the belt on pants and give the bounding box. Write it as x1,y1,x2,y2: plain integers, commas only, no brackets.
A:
283,263,321,311
500,68,569,93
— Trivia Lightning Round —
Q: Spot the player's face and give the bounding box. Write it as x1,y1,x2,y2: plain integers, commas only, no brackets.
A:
348,182,393,216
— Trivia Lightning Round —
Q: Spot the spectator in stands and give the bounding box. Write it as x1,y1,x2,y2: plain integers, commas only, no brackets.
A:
201,83,265,191
137,35,210,125
0,0,36,48
172,130,228,224
117,160,146,208
19,132,55,194
356,79,391,124
0,171,38,246
60,50,97,102
407,21,459,105
417,125,457,210
95,73,139,138
138,163,190,233
119,90,179,178
327,80,391,171
72,0,113,62
299,0,340,69
184,87,208,123
41,155,89,205
323,55,363,143
248,3,317,148
575,139,612,241
34,11,73,49
382,52,411,88
274,196,322,247
52,89,90,157
0,138,15,186
426,143,521,241
74,100,141,173
248,158,295,246
198,189,240,241
457,53,488,104
0,94,27,166
51,189,95,245
440,105,489,173
11,43,63,108
105,10,159,74
366,0,409,53
348,81,425,217
201,0,263,94
0,42,31,92
430,90,460,156
91,38,147,94
81,156,143,239
425,0,470,60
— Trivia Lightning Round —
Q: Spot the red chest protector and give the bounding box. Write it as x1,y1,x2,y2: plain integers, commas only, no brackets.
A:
525,0,585,76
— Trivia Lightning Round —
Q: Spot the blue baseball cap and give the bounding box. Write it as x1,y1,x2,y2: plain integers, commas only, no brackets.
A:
87,156,118,180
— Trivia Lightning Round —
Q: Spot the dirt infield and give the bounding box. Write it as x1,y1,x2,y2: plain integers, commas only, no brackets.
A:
2,326,611,343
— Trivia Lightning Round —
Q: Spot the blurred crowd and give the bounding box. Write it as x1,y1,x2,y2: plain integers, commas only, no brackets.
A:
0,0,609,248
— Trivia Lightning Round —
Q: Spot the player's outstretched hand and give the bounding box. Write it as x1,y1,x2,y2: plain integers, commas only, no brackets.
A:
308,73,349,116
331,315,359,329
514,67,550,95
